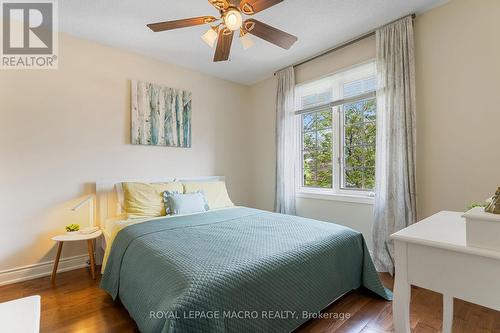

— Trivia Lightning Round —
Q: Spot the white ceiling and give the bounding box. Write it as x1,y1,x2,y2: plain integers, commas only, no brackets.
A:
60,0,447,85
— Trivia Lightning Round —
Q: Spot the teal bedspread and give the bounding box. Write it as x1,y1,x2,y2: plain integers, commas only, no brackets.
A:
101,207,391,333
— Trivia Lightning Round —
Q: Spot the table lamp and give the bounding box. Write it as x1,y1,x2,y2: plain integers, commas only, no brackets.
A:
71,194,99,234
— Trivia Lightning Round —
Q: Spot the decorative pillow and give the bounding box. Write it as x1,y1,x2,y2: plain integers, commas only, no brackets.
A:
163,191,209,215
115,183,125,215
122,182,183,218
182,181,234,209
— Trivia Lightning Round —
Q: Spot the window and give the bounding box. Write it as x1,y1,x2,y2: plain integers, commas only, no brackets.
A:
302,108,333,188
296,61,377,196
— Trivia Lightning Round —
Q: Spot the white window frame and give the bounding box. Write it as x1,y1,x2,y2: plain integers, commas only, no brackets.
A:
295,61,377,204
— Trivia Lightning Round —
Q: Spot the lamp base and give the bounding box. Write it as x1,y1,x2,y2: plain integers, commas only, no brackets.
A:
80,226,99,234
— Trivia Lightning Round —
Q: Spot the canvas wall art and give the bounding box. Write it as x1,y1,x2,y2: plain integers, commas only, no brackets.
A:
131,80,192,147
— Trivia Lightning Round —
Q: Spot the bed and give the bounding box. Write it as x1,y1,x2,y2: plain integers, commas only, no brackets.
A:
97,177,391,333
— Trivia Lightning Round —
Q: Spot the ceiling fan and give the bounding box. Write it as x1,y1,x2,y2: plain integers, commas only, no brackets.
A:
147,0,298,62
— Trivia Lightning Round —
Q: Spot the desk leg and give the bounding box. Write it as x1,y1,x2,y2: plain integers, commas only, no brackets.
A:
443,294,454,333
393,241,411,333
51,241,63,284
87,239,96,280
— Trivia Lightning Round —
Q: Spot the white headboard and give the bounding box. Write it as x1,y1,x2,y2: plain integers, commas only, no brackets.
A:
95,176,225,226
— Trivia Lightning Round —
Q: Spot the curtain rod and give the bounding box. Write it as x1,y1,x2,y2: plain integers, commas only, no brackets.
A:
274,13,416,75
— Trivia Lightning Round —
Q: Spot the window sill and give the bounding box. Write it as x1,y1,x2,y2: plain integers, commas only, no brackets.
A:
296,190,375,205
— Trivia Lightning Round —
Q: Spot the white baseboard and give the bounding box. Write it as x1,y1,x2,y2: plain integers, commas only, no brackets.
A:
0,254,90,286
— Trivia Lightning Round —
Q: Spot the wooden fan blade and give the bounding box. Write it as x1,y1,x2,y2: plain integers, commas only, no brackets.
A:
147,16,216,32
213,29,234,62
207,0,230,11
239,0,283,15
244,19,297,49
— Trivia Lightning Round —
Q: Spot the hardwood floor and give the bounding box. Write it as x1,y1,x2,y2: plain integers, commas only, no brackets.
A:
0,267,499,332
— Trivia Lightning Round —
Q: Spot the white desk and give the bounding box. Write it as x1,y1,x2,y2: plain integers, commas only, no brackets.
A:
0,295,40,332
391,211,500,333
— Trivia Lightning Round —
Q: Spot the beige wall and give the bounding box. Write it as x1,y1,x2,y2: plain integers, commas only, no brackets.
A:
0,33,252,273
247,0,500,247
248,77,277,211
415,0,500,218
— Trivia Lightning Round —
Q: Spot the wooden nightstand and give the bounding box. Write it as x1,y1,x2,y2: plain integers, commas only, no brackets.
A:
50,230,102,284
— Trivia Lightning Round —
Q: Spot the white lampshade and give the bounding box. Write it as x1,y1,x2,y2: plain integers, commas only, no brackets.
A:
202,28,218,48
224,9,243,31
71,195,95,228
240,33,255,50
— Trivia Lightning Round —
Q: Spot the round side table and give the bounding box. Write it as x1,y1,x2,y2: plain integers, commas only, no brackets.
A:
50,230,102,284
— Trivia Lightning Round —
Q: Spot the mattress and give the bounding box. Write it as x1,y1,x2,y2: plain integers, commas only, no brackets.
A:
100,207,237,272
101,207,391,333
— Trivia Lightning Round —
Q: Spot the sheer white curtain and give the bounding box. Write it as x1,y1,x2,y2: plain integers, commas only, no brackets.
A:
373,16,417,273
275,67,298,215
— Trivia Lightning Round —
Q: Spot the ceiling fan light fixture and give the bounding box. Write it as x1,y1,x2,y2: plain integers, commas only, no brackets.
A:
240,32,255,50
201,27,218,48
147,0,297,62
224,9,242,31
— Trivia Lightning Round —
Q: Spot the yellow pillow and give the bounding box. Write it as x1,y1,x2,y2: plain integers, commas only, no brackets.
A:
183,181,234,209
122,182,183,218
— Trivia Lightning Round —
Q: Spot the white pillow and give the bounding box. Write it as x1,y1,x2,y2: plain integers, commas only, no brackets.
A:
164,191,209,215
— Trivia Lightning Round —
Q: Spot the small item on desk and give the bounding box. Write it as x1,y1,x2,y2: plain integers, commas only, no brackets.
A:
463,205,500,251
484,187,500,214
65,223,80,234
467,202,487,210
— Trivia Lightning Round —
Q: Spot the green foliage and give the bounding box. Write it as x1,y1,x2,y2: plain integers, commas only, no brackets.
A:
65,224,80,232
302,98,376,190
343,99,376,190
467,202,486,210
303,109,333,188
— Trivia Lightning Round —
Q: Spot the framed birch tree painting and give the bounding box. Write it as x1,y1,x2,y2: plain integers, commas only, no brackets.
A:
131,80,192,147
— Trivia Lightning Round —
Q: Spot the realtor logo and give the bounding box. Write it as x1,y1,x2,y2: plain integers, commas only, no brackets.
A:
1,0,58,69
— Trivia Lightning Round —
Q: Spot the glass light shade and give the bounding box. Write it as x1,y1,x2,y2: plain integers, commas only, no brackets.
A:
240,33,255,50
201,28,218,48
224,9,242,31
